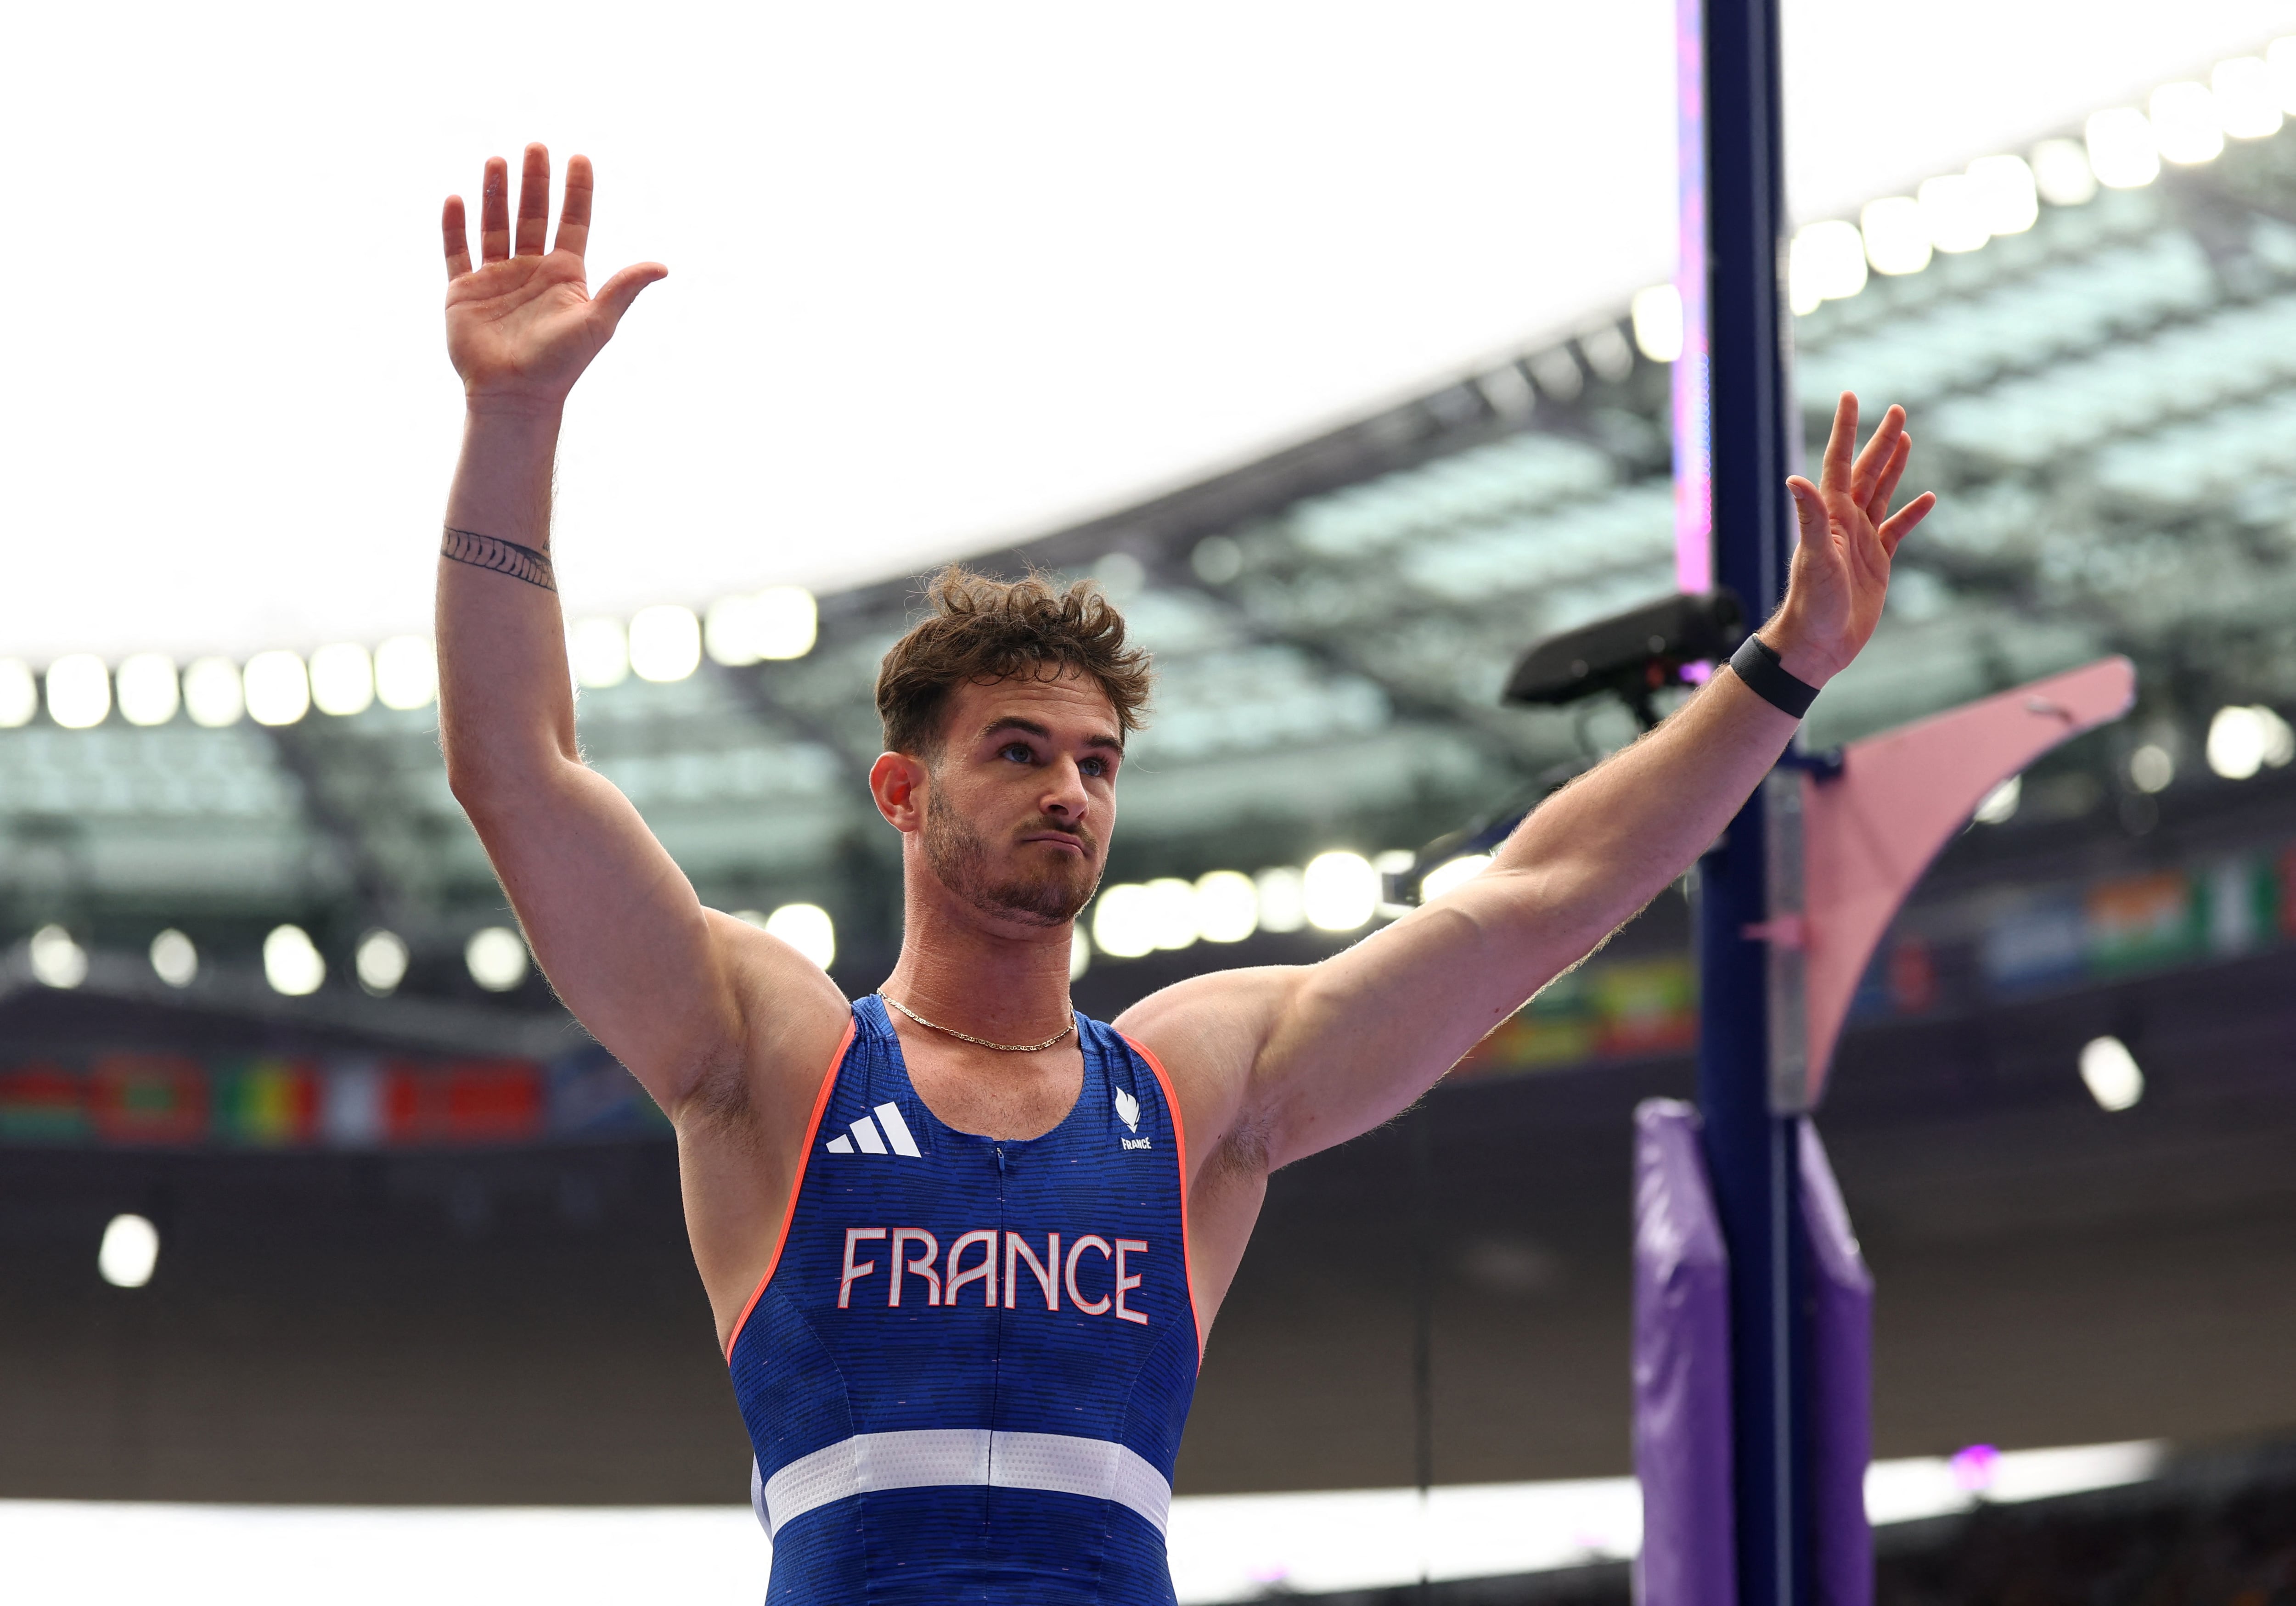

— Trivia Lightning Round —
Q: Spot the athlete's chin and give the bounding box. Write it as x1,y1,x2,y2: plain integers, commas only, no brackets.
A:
980,863,1097,927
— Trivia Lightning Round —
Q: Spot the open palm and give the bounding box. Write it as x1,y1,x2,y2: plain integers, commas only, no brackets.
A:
443,145,664,413
1773,393,1936,685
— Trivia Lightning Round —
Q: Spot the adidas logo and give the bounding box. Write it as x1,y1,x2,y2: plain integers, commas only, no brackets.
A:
1114,1088,1140,1133
826,1101,923,1157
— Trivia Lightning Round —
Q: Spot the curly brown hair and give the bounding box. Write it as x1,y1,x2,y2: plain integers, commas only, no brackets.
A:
875,566,1154,758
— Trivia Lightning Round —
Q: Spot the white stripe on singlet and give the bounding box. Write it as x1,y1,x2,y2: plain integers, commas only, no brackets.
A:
754,1429,1172,1538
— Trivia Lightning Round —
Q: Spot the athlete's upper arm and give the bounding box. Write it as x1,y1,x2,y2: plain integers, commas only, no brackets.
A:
1125,867,1577,1176
458,754,833,1117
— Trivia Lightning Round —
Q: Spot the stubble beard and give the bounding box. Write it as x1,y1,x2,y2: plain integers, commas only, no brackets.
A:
923,784,1100,927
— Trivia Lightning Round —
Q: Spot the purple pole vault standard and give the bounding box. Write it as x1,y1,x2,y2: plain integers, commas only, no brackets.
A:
1634,1100,1736,1606
1796,1123,1872,1606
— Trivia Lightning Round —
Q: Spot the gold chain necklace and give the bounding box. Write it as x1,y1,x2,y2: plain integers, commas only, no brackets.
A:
882,993,1076,1053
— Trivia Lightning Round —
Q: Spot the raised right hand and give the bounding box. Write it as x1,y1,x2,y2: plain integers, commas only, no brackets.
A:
442,144,665,416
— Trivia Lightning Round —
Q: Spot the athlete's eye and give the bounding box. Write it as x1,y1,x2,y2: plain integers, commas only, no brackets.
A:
999,741,1035,764
1080,756,1109,778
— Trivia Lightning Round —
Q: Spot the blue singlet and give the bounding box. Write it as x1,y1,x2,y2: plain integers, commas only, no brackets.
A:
726,994,1201,1603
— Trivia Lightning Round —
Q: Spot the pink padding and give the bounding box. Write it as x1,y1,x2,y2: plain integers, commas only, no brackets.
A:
1801,657,2135,1103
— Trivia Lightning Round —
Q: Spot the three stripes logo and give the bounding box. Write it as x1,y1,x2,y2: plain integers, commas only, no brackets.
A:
826,1101,923,1158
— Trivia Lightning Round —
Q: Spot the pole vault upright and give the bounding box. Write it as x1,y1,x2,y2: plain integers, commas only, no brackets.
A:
1678,0,1806,1603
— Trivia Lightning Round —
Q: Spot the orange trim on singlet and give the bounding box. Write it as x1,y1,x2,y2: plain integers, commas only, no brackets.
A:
725,1016,858,1365
1119,1032,1204,1365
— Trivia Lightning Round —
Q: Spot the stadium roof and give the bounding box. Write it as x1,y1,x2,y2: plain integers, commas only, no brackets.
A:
13,58,2296,1051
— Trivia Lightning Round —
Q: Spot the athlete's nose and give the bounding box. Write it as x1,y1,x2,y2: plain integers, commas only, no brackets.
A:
1041,757,1091,822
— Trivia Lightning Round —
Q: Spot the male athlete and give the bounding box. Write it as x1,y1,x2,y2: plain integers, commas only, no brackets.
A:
434,148,1932,1602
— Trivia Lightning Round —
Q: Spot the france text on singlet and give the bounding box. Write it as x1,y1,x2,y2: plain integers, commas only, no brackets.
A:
726,994,1200,1604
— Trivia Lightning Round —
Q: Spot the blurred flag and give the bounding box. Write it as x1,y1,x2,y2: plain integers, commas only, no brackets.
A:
90,1054,206,1145
0,1064,86,1144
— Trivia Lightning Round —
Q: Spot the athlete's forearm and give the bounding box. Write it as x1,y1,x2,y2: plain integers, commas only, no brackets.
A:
436,406,579,799
1211,665,1799,1172
1489,659,1797,955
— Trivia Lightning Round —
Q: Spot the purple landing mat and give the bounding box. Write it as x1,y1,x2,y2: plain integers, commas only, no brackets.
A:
1800,1121,1874,1606
1632,1099,1735,1606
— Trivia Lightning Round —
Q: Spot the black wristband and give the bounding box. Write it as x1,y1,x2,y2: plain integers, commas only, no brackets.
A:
1728,633,1819,719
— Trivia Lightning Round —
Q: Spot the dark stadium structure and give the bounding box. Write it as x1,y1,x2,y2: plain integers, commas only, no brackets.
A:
9,89,2296,1601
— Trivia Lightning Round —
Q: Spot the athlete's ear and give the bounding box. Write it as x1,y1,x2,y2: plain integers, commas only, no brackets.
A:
870,750,929,833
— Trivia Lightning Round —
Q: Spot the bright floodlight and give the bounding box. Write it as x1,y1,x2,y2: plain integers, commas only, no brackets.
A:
2128,743,2174,795
1790,220,1868,312
2257,706,2296,768
2212,57,2282,139
2150,81,2224,165
1094,551,1147,601
465,926,531,992
182,656,245,727
2206,705,2270,780
1784,268,1821,319
149,928,198,988
754,587,817,661
1422,853,1494,902
709,587,818,666
1302,851,1379,932
1191,536,1244,586
308,642,375,717
242,650,310,726
355,929,409,995
1143,878,1200,951
2086,108,2161,189
99,1213,159,1289
1973,775,2021,825
1255,867,1308,934
1917,174,1989,254
45,652,112,729
263,923,325,996
2030,138,2098,207
1069,926,1091,980
630,605,702,683
28,925,88,989
1629,285,1683,363
1860,197,1931,276
1194,870,1259,943
704,595,762,667
1965,155,2039,236
765,903,837,971
1092,883,1155,959
570,617,631,688
2079,1035,2144,1112
0,659,35,728
115,652,181,726
374,635,438,710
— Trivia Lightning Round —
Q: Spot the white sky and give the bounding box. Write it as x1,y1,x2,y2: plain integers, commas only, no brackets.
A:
7,1,2296,660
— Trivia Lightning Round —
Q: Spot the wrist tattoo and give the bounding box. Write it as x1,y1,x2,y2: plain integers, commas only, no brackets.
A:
441,526,556,592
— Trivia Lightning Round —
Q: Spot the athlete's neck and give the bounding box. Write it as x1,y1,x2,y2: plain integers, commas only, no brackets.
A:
881,859,1078,1046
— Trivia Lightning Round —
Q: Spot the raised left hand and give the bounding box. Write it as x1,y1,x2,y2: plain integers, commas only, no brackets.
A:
443,145,666,419
1766,392,1936,685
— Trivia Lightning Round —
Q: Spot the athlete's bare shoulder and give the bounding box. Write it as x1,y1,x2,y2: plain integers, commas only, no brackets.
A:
686,908,855,1139
1113,965,1300,1178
